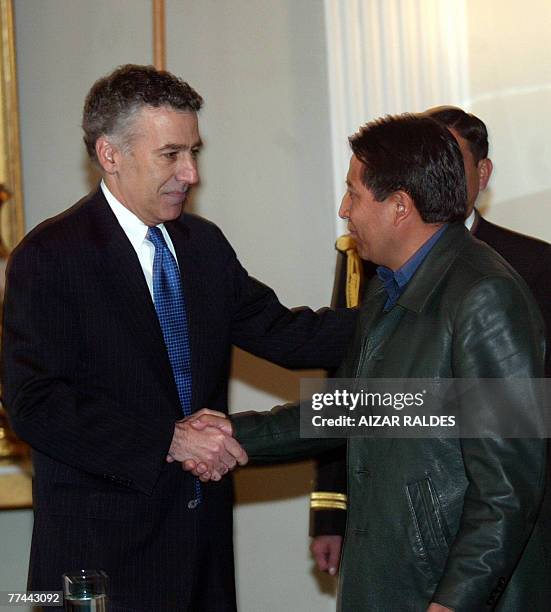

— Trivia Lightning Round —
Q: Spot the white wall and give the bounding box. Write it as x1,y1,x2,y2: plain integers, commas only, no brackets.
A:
15,0,152,230
466,0,551,242
0,509,33,611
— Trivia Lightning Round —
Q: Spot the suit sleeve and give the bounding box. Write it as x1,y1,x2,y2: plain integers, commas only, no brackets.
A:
1,239,173,493
309,447,347,536
431,276,547,611
232,307,362,466
218,228,357,370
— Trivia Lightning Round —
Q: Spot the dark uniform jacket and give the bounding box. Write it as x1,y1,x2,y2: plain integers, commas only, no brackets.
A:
233,223,550,611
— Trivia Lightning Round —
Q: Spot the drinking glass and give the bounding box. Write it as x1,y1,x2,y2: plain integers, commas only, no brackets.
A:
62,569,108,611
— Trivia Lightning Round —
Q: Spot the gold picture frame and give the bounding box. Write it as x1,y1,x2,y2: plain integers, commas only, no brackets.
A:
0,0,24,251
0,0,31,510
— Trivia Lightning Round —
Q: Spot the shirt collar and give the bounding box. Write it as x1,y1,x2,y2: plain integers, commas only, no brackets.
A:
464,208,476,231
376,224,448,310
101,180,163,249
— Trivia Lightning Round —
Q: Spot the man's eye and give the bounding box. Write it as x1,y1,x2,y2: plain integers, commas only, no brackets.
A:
191,148,200,159
163,151,178,159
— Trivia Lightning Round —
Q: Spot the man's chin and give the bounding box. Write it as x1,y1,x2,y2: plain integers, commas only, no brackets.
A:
158,202,185,223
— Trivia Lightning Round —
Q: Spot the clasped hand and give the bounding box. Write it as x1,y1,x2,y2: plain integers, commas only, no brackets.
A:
167,409,247,481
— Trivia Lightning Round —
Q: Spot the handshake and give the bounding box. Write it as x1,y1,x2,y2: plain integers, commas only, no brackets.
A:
166,409,248,481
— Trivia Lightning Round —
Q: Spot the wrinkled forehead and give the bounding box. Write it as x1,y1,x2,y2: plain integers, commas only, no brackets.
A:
132,105,198,126
127,106,201,144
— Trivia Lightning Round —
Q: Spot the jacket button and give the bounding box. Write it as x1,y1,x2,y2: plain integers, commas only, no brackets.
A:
188,499,199,510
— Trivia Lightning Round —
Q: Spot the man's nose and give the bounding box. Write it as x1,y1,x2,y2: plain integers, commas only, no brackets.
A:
176,156,199,184
338,194,349,219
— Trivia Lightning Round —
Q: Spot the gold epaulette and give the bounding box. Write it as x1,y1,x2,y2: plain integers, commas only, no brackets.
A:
335,235,362,308
310,491,347,511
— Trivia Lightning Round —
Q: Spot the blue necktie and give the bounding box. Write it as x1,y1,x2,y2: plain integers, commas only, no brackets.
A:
147,226,200,504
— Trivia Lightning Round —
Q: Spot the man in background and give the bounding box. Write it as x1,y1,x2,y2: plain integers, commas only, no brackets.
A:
1,64,356,611
427,105,551,374
310,106,551,577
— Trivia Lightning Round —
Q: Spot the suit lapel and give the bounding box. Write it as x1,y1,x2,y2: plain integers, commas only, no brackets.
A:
471,209,482,235
357,281,407,374
87,190,180,407
359,280,388,338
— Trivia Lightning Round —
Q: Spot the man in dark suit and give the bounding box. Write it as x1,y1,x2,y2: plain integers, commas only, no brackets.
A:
309,106,551,577
1,65,356,611
427,105,551,377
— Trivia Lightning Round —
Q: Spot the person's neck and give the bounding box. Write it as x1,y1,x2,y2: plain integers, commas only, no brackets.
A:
386,223,444,271
103,175,125,205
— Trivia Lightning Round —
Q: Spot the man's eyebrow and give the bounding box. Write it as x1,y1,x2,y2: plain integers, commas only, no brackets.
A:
157,140,203,152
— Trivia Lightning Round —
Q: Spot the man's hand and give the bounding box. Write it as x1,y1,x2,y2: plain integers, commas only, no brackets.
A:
166,410,247,481
427,603,454,612
311,535,343,576
176,408,244,481
186,408,234,435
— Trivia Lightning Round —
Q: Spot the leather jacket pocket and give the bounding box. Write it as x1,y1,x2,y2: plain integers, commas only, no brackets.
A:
406,477,451,577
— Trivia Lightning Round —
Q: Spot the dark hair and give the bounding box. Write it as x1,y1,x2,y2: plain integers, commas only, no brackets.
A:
349,114,467,223
82,64,204,162
425,106,489,163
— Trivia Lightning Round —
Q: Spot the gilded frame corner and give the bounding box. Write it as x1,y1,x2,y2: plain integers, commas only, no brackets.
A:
0,0,25,253
0,0,31,510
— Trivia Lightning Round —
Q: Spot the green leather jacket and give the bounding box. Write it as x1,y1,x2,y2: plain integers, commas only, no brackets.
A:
233,223,550,611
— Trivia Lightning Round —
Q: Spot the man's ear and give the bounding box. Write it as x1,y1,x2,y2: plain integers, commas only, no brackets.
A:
392,191,414,226
95,137,119,174
477,158,493,191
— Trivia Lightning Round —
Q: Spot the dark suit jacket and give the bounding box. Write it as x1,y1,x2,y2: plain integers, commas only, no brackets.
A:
474,213,551,374
311,212,551,538
1,187,356,611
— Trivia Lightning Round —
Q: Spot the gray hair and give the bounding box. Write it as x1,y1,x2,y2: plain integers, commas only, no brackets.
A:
82,64,203,163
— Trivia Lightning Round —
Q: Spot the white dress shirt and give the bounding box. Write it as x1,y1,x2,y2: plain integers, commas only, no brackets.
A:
101,180,179,299
464,209,476,232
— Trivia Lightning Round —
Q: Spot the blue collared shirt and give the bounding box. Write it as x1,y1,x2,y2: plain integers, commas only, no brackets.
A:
377,224,448,311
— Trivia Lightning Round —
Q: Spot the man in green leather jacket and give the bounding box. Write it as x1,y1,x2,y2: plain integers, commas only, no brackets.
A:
189,114,549,611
